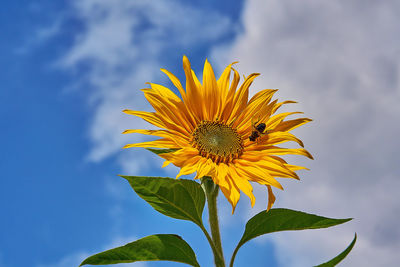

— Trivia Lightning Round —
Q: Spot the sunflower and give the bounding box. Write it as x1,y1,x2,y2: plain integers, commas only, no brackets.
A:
123,56,312,212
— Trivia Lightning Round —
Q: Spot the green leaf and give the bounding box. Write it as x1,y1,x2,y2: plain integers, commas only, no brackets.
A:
240,209,352,245
121,176,205,226
146,148,179,155
230,208,352,267
80,234,200,267
314,233,357,267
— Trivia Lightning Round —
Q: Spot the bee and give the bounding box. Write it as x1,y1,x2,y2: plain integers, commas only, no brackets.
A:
249,119,271,142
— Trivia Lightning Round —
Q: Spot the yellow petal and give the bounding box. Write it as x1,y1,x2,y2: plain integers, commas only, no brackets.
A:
123,109,187,136
123,138,177,149
143,91,192,133
262,131,304,147
240,154,299,179
145,82,182,103
203,59,219,120
195,158,216,179
247,89,277,105
176,157,199,179
258,161,299,179
191,69,203,90
190,69,209,121
217,62,237,102
264,111,303,130
234,161,283,190
284,164,309,172
270,100,297,114
218,172,241,214
238,99,298,134
160,68,187,102
162,160,171,168
182,55,203,120
122,129,188,147
158,147,200,168
275,118,312,132
220,67,240,122
266,185,276,211
234,89,278,130
214,163,230,191
123,58,313,216
146,83,197,128
229,167,255,207
252,157,293,177
123,110,164,128
262,147,314,159
227,73,260,124
228,67,240,100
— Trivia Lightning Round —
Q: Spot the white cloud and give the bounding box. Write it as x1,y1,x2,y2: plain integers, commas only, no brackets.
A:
46,3,234,266
55,0,400,265
59,0,233,176
15,16,63,55
212,0,400,266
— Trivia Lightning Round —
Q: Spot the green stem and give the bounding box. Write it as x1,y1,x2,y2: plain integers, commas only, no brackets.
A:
198,225,223,265
229,244,241,267
202,177,226,267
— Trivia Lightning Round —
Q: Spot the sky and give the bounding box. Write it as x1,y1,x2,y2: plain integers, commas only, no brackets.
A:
1,0,399,266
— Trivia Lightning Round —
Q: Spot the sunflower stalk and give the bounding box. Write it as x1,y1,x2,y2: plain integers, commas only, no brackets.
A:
79,57,356,267
202,176,226,267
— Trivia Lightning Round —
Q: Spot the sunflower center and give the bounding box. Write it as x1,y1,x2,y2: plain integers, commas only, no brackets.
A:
191,121,243,163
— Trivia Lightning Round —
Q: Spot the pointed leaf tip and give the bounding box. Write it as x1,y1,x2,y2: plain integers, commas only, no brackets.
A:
230,209,353,266
79,234,200,267
240,209,352,246
314,233,357,267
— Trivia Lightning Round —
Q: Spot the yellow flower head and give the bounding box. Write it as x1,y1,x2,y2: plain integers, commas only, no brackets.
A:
123,56,313,213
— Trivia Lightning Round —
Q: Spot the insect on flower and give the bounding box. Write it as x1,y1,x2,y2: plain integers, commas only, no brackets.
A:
249,118,271,142
123,56,313,212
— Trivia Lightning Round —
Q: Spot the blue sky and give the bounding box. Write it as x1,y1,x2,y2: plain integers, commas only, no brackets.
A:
1,0,400,267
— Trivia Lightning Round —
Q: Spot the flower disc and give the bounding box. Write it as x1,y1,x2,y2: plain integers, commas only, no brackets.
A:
123,56,313,212
191,121,243,164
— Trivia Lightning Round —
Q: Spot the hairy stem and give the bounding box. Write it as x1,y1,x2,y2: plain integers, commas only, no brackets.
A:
202,177,226,267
